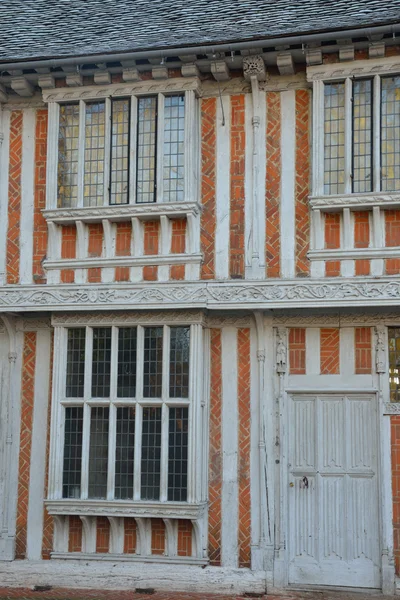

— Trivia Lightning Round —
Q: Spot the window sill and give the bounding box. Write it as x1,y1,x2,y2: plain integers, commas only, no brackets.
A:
42,202,200,225
45,499,207,520
309,192,400,210
308,247,400,261
51,551,208,565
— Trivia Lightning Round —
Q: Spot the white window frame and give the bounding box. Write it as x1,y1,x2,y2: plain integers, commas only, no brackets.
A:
44,79,200,210
47,313,207,518
308,56,400,198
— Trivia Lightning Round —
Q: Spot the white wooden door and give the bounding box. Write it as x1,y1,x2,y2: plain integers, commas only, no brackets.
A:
288,394,381,588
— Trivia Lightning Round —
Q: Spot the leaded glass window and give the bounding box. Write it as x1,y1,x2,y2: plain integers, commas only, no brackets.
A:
389,327,400,402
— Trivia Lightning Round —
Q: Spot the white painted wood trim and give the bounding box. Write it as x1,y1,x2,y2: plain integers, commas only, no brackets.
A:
245,92,253,276
307,55,400,81
311,80,324,196
280,90,296,278
103,98,111,207
156,93,165,203
306,328,320,375
77,100,85,209
158,215,172,282
0,108,10,285
19,108,35,284
373,75,381,193
215,94,230,280
45,102,59,210
129,95,138,205
344,78,352,194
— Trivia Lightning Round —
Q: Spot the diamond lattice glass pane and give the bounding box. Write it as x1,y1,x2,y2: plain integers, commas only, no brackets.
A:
169,327,190,398
110,99,130,205
324,82,345,195
381,77,400,192
115,407,135,499
117,327,137,397
66,328,85,397
163,95,185,202
58,104,79,208
136,96,157,204
92,328,111,397
84,102,105,207
62,406,83,498
143,327,163,398
88,406,109,498
168,407,188,501
353,79,372,193
141,407,162,500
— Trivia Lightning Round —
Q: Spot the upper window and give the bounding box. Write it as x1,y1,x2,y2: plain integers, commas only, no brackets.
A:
323,76,400,195
57,94,186,208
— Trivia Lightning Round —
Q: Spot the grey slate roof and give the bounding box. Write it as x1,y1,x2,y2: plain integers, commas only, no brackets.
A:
1,0,400,63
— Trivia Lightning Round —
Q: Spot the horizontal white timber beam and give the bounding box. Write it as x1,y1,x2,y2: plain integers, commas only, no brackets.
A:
3,278,400,312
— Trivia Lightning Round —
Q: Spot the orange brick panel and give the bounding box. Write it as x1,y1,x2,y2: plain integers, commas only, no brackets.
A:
171,219,186,254
392,415,400,575
61,225,77,258
7,110,23,285
200,97,216,280
324,213,340,249
208,329,222,565
42,331,54,559
386,258,400,275
325,260,341,277
143,265,157,281
16,332,37,559
289,328,306,375
33,109,48,284
237,328,251,568
123,518,137,554
355,327,372,374
177,520,192,557
354,211,370,248
115,266,130,282
170,265,185,280
96,517,110,553
68,516,83,553
88,224,103,257
265,92,281,278
144,221,159,255
386,210,400,247
88,267,102,283
116,222,132,256
151,518,165,555
355,259,370,276
320,328,340,374
295,90,311,276
230,95,245,279
61,269,75,283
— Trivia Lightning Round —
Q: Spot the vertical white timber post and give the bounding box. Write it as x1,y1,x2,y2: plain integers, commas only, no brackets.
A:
0,103,10,286
371,206,384,276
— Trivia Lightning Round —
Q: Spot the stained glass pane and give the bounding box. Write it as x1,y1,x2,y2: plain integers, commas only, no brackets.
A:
115,407,135,499
353,79,372,193
84,102,105,207
324,82,345,195
163,95,185,202
143,327,163,398
169,327,190,398
92,328,111,397
168,407,188,501
136,96,157,204
381,77,400,192
66,328,85,398
110,99,130,205
63,407,83,498
141,407,161,500
58,104,79,208
88,407,109,498
117,328,137,397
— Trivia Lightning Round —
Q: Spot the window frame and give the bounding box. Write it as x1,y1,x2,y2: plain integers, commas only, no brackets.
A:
47,313,206,514
45,80,200,211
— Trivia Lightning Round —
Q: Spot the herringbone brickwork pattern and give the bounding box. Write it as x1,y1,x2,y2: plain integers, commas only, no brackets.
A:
265,92,281,278
123,518,137,553
295,90,310,276
68,516,82,553
230,95,245,279
33,109,48,284
355,327,372,374
177,519,192,557
320,328,340,374
96,517,110,553
61,225,76,283
42,331,54,559
237,328,251,568
151,518,166,555
16,332,36,559
7,110,23,284
289,328,306,375
392,415,400,574
208,328,222,565
200,98,216,280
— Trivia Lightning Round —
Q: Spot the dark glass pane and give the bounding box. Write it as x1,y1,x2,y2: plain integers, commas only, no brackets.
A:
141,407,161,500
62,406,83,498
389,327,400,402
169,327,190,398
66,328,85,398
324,82,345,195
92,327,111,397
84,102,105,207
136,96,157,204
117,328,137,397
381,77,400,192
168,407,188,501
88,406,109,498
115,407,135,499
163,95,185,202
353,79,372,193
58,103,79,208
110,99,130,205
143,327,163,398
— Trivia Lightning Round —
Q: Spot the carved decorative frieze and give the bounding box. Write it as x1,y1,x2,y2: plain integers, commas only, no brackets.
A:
52,310,206,327
16,318,51,332
383,403,400,415
310,192,400,210
375,325,386,374
307,56,400,82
